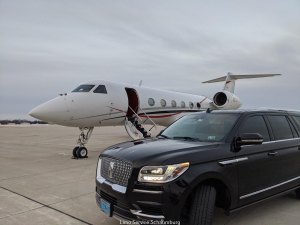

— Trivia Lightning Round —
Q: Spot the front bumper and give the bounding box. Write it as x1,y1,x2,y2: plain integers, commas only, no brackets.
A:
95,178,166,222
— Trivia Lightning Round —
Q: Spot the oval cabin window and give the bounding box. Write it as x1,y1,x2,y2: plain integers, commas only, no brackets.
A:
197,103,201,109
148,98,155,106
160,99,167,107
189,102,194,109
171,100,176,107
181,101,186,108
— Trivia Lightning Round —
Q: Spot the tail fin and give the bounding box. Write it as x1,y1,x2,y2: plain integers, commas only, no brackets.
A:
202,72,281,93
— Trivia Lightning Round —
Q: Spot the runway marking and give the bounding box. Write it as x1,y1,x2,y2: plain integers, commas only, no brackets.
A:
59,153,68,155
0,186,93,225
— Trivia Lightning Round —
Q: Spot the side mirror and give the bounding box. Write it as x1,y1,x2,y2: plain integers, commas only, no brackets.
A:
236,133,263,146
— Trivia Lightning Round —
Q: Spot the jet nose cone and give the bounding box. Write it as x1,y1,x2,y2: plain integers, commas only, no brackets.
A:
29,97,68,125
29,108,38,118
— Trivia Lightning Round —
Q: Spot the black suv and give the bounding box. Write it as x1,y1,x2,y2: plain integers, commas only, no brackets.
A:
95,109,300,225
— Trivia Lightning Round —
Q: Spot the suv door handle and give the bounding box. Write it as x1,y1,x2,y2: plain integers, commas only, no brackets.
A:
268,152,277,156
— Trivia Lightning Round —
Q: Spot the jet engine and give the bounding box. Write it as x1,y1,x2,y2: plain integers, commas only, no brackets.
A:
212,91,242,110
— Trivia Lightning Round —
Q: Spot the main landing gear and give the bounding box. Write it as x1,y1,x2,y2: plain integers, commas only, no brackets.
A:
72,127,94,159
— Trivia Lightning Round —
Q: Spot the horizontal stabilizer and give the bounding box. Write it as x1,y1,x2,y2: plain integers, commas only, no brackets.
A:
202,74,281,83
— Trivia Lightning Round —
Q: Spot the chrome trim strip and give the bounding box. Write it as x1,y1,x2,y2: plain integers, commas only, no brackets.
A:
97,176,127,194
108,181,127,193
219,157,248,165
262,137,300,144
96,192,101,198
130,209,165,219
241,137,300,148
240,176,300,199
236,157,248,162
218,159,237,165
113,213,135,222
242,139,263,142
133,189,163,194
96,157,127,194
97,176,106,184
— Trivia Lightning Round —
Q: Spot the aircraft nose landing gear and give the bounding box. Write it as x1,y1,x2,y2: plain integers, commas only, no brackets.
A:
72,127,94,159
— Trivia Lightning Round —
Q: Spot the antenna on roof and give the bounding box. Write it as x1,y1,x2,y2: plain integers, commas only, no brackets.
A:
139,80,143,87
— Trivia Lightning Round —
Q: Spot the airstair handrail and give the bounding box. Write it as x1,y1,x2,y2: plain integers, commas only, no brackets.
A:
138,106,157,129
127,105,143,122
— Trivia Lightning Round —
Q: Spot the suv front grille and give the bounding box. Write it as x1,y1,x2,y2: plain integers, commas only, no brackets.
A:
101,157,132,187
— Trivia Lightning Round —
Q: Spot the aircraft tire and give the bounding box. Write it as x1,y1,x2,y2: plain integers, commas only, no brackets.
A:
72,146,79,157
76,147,88,158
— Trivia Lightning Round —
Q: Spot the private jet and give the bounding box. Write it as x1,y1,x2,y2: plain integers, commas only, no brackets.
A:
29,73,280,158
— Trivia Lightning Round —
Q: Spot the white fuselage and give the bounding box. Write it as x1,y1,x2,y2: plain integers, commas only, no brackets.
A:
29,80,242,128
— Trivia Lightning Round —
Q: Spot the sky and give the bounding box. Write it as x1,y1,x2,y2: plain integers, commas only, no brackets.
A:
1,0,300,120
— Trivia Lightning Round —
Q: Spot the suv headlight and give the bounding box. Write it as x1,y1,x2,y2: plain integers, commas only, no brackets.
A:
138,162,189,183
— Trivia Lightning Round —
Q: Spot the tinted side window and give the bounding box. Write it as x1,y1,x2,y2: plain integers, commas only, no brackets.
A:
239,116,270,142
93,85,107,94
293,116,300,127
268,116,293,140
287,118,298,137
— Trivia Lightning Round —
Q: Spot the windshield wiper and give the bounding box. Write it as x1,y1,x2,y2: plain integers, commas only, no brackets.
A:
173,136,203,142
159,134,170,139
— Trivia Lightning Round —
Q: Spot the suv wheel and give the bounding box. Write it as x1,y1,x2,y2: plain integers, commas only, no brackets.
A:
296,188,300,199
189,185,216,225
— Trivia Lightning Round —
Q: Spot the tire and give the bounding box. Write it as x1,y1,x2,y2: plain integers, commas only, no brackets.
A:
76,147,88,158
296,188,300,199
189,185,217,225
72,146,79,157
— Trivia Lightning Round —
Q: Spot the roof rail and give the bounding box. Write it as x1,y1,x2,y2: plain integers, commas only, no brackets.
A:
256,107,300,112
256,107,269,111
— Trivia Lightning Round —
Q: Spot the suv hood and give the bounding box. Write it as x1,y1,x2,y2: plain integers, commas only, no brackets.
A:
101,137,219,167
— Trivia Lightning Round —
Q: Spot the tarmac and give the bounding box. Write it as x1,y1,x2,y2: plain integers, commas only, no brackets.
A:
0,125,300,225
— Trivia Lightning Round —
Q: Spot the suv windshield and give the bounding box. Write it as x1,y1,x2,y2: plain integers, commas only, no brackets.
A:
161,113,240,142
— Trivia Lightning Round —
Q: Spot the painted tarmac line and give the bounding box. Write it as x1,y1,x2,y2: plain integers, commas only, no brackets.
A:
0,186,92,225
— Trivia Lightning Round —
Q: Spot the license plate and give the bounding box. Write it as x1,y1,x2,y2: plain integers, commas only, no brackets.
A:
100,199,111,216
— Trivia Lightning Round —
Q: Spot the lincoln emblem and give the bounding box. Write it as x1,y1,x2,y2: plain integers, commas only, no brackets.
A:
108,161,115,178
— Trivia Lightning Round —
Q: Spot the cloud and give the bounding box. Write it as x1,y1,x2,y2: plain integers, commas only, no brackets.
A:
1,0,300,119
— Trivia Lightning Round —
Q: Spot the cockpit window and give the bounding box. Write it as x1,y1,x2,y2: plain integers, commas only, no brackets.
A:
72,85,95,93
94,85,107,94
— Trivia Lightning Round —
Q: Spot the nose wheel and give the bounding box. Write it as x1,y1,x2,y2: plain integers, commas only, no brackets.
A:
71,127,93,159
72,146,88,159
72,146,79,158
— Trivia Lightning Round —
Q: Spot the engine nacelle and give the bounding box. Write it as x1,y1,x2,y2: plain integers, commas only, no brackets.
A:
212,91,242,110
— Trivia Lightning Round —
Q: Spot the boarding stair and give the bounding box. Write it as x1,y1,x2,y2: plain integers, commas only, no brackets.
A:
125,106,157,140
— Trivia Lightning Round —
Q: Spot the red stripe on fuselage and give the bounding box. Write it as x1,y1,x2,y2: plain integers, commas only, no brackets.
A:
139,111,187,118
107,106,188,118
200,97,208,103
107,106,126,113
